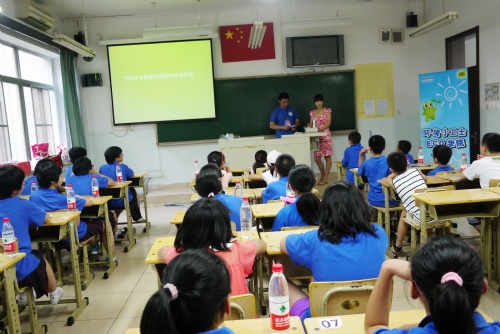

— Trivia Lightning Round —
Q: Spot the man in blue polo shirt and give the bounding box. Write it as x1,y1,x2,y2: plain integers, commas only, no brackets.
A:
269,92,300,138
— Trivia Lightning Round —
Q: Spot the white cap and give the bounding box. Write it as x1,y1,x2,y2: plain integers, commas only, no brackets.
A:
267,150,282,165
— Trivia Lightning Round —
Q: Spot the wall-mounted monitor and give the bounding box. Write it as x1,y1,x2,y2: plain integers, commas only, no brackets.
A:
286,35,344,68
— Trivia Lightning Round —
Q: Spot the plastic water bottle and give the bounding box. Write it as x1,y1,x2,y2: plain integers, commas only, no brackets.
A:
406,158,411,168
417,146,424,164
2,218,17,257
194,160,199,178
234,180,243,197
91,175,100,198
116,163,123,183
240,197,252,239
67,184,77,212
269,263,290,331
286,183,294,197
30,181,38,193
460,153,468,172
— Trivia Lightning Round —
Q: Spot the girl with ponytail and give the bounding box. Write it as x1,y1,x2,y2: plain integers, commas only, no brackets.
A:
272,164,320,231
365,236,499,334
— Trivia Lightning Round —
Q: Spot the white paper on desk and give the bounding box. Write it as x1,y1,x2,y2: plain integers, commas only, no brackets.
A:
364,100,375,115
378,98,389,114
319,316,343,329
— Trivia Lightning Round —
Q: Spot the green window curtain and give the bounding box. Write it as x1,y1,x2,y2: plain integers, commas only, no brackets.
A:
60,50,86,147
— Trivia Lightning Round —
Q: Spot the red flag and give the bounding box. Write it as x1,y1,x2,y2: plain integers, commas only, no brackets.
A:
219,23,275,63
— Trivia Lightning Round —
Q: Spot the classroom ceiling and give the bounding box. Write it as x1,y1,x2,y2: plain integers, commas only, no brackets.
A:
36,0,392,20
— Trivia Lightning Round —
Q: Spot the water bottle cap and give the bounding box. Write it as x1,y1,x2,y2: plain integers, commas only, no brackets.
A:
3,218,9,223
195,160,198,163
32,181,36,183
68,184,73,187
92,175,96,178
272,263,283,273
236,180,240,184
462,153,466,156
242,196,249,201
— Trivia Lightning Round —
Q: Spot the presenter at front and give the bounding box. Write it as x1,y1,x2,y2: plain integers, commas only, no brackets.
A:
269,92,300,138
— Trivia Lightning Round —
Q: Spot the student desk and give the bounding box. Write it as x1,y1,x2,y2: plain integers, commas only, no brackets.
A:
485,186,500,291
190,176,243,189
32,211,88,326
99,181,136,253
80,195,116,279
190,188,257,203
224,316,304,333
435,172,481,190
333,161,346,181
229,167,247,176
129,173,151,232
0,252,26,334
251,201,284,232
241,174,268,190
409,163,434,175
169,209,187,229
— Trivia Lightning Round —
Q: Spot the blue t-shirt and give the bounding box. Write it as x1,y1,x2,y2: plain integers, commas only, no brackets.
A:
272,199,318,232
358,156,392,207
29,188,88,239
405,153,415,164
21,175,38,196
200,327,235,334
262,176,289,204
66,174,109,196
214,193,242,231
65,165,74,181
270,106,299,138
427,165,455,176
0,197,46,281
342,143,365,184
99,162,134,209
285,224,387,282
374,312,500,334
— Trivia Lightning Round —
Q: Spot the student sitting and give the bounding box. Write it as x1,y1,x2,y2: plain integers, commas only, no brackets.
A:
207,151,232,188
272,165,319,231
397,140,415,164
365,236,500,334
461,132,500,188
427,145,455,176
0,166,63,305
247,149,281,185
65,146,87,180
385,152,427,255
359,135,398,208
280,181,388,322
262,153,296,203
142,249,236,334
157,198,266,296
21,158,65,196
99,146,145,223
252,150,267,174
342,131,365,184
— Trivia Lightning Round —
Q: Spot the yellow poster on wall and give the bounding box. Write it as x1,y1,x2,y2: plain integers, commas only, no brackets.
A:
354,62,395,118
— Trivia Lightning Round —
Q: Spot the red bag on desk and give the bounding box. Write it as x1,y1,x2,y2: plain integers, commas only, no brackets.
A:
48,152,63,167
31,143,49,159
0,161,31,175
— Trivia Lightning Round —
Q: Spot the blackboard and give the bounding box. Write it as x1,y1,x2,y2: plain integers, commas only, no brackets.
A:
156,70,355,144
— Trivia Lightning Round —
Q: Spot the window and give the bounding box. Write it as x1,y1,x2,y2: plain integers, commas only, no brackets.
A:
0,40,63,162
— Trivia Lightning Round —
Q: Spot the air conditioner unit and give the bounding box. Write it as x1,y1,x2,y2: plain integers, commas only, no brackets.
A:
15,0,55,31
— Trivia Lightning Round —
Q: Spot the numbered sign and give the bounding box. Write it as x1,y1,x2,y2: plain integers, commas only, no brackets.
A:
319,316,343,329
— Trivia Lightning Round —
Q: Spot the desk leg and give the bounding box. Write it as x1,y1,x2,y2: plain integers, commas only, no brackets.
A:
4,265,22,334
123,186,136,253
419,202,428,246
103,203,116,279
142,184,151,233
67,220,88,324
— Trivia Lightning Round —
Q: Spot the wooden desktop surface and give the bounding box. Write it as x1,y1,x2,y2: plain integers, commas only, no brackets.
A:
0,252,25,272
47,211,81,226
260,228,318,255
190,176,243,187
190,188,257,202
412,188,500,205
251,202,284,219
223,316,304,334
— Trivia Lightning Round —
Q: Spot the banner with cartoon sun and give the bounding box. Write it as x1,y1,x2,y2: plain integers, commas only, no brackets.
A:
419,68,469,168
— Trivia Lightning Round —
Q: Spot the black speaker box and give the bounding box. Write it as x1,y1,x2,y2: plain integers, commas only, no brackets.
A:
81,73,103,87
406,12,418,28
74,31,86,45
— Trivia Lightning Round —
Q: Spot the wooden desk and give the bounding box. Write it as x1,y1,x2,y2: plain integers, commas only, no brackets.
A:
80,195,116,279
170,209,187,228
229,167,247,176
251,202,284,219
99,181,136,252
0,252,26,334
130,173,151,232
409,164,434,175
190,176,243,189
241,174,268,190
190,188,256,203
260,229,318,256
224,316,304,333
333,161,346,182
436,172,481,190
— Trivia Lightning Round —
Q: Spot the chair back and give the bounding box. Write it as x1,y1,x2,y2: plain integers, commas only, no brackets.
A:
226,294,256,320
309,278,391,317
489,179,500,187
256,167,269,175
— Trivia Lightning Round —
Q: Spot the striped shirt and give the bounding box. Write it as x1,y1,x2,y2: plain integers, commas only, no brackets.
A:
393,168,427,220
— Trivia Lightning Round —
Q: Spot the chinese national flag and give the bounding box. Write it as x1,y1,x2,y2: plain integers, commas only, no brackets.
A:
219,23,275,63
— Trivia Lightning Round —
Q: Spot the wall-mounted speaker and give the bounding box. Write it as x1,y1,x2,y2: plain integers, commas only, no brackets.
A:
406,12,418,28
81,73,103,87
380,29,391,44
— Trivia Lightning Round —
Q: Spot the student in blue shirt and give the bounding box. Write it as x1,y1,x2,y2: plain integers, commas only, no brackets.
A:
427,145,455,176
269,92,300,138
21,158,66,196
397,140,415,164
272,165,319,231
65,146,87,181
141,249,235,334
99,146,144,223
262,154,296,203
342,131,365,184
0,166,64,305
365,236,500,334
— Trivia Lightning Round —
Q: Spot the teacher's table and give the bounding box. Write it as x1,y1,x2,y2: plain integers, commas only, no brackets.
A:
99,181,136,253
333,161,346,182
129,173,151,232
0,252,26,334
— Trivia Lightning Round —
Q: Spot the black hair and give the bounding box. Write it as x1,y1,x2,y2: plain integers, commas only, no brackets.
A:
278,92,289,100
73,157,92,176
275,154,295,177
387,151,407,174
252,150,267,173
313,94,324,102
411,236,484,334
368,135,386,154
140,249,231,334
195,166,223,196
68,147,87,164
0,166,25,199
35,159,61,188
207,151,224,168
348,131,361,144
397,140,412,154
104,146,122,164
318,181,376,244
174,198,232,252
482,132,500,153
289,165,319,226
432,145,452,165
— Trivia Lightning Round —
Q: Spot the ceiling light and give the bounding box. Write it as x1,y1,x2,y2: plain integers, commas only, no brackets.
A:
248,21,266,49
53,34,96,58
409,11,458,38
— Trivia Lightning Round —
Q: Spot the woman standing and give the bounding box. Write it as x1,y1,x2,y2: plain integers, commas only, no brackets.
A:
309,94,333,185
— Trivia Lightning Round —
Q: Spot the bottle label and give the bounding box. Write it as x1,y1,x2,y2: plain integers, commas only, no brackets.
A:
270,299,290,330
67,200,76,211
92,189,99,197
3,237,15,252
117,174,123,182
461,165,467,172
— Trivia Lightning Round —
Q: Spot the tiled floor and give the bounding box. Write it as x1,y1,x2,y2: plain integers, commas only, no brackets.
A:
18,190,500,333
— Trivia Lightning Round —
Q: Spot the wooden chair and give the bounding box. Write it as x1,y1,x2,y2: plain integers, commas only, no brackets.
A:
309,278,391,317
489,179,500,187
371,185,404,239
226,294,256,320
